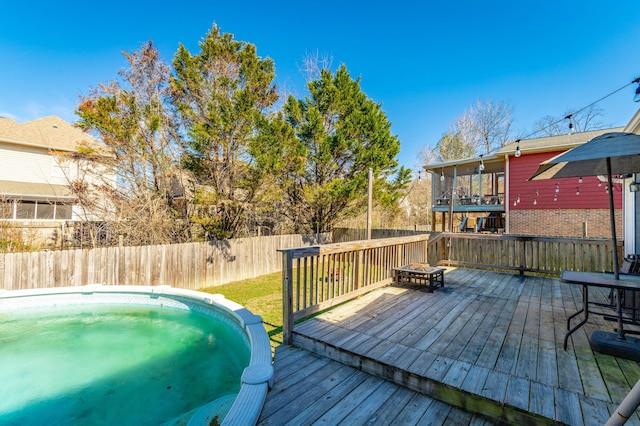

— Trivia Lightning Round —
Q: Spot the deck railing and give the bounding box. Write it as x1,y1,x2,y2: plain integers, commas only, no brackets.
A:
279,234,429,344
427,232,623,275
280,232,622,344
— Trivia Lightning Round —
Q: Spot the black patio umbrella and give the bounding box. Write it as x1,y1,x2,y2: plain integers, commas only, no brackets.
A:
530,132,640,279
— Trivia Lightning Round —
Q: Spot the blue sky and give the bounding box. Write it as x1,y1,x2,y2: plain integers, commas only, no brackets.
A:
2,1,639,171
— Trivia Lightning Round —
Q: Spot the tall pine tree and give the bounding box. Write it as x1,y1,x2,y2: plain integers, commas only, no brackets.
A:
283,65,410,232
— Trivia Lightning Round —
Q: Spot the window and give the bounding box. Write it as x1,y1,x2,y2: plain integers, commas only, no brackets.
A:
56,204,72,220
6,201,73,220
37,203,55,219
16,201,36,219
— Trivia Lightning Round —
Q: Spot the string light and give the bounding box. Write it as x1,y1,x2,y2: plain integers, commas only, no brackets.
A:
578,177,583,184
565,114,574,134
479,154,485,171
554,194,558,202
517,194,520,203
576,187,580,195
440,168,445,182
533,198,537,205
505,77,640,147
536,189,539,196
555,183,559,193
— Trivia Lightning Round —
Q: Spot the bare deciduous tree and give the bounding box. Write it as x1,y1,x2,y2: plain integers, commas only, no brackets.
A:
298,50,334,83
533,104,608,136
75,40,192,246
453,98,515,155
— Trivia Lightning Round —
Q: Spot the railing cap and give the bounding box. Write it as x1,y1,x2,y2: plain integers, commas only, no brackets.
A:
280,234,430,258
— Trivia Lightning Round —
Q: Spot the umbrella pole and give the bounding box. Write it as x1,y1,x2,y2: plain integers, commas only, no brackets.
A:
607,157,620,280
606,158,626,342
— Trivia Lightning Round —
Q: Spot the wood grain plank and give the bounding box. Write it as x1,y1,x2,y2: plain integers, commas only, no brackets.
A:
352,385,416,425
579,394,614,426
310,374,385,424
461,365,490,394
442,360,473,388
413,296,479,351
555,388,584,426
398,294,470,348
392,392,437,425
505,375,530,411
575,351,610,402
335,379,400,425
515,334,538,381
260,362,358,424
529,381,555,419
494,332,522,375
481,369,509,402
283,371,370,425
536,338,559,387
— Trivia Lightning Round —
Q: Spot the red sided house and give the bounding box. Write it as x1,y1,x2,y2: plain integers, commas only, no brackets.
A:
424,127,625,239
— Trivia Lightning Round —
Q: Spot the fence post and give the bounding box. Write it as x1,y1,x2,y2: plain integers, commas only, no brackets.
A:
282,249,294,345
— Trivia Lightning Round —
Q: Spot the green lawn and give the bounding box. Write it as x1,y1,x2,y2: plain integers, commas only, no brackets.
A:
200,272,283,349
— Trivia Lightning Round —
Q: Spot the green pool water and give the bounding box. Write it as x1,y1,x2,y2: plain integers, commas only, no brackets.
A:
0,304,251,425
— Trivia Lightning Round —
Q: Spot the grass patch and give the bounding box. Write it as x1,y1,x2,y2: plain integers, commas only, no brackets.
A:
200,272,283,349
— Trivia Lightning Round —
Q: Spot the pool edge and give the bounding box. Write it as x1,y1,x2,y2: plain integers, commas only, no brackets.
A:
0,284,273,426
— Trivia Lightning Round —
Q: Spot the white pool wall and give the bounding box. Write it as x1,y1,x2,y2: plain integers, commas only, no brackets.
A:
0,284,273,426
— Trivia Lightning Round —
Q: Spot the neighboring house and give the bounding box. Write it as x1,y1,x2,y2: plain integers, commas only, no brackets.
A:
424,126,625,239
0,116,103,246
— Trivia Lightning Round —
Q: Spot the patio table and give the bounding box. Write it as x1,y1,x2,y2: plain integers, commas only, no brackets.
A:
561,270,640,357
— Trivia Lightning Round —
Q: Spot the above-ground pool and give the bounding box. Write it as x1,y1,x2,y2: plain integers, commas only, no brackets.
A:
0,285,272,426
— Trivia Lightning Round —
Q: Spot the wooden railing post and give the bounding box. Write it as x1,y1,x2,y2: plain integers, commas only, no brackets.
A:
519,237,526,275
423,239,428,264
282,250,294,345
354,250,361,290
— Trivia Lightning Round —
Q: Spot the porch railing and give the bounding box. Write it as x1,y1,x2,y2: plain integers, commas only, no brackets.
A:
280,232,622,344
427,232,623,275
279,234,429,344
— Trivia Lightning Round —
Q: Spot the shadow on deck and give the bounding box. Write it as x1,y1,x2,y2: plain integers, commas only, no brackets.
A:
259,268,640,425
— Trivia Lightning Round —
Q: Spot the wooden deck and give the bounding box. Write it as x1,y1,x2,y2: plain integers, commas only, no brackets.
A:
259,268,640,425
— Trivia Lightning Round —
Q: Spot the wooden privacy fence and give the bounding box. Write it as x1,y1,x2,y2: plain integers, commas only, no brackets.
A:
0,233,330,291
280,234,429,344
332,227,430,243
427,233,623,274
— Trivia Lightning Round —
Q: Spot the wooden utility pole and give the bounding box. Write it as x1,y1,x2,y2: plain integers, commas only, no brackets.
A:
367,167,373,239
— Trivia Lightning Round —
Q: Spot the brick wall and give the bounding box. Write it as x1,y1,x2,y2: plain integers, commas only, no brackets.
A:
510,209,622,239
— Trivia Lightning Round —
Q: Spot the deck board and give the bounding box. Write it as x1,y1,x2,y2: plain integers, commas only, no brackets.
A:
258,346,489,426
265,268,640,425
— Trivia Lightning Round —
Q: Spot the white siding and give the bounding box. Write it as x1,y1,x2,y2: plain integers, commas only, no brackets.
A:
0,143,71,186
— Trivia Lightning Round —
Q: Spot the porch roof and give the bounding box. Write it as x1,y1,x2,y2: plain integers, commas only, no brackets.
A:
0,180,75,201
424,127,625,178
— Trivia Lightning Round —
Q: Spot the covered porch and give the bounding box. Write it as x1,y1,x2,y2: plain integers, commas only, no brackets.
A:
425,154,505,233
